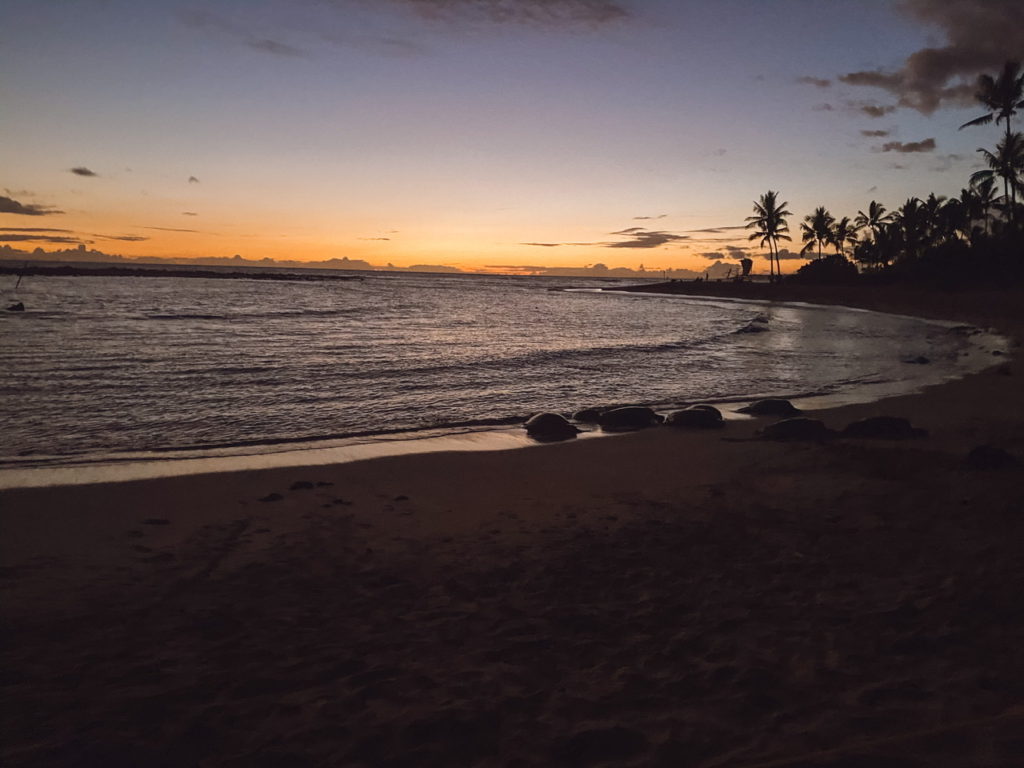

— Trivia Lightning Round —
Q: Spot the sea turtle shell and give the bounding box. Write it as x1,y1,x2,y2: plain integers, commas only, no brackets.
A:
524,412,579,441
759,417,835,441
841,416,927,439
737,399,802,417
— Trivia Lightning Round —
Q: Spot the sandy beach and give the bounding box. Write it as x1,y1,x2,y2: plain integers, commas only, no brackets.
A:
2,285,1023,767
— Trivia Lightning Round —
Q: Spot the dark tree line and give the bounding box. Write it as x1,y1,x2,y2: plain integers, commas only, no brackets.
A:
745,61,1024,285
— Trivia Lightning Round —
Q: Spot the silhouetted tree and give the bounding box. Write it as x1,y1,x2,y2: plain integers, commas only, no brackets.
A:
960,61,1024,141
894,198,927,262
800,207,835,258
854,200,893,243
831,216,858,257
969,176,1000,236
971,132,1024,225
961,62,1024,225
745,190,792,281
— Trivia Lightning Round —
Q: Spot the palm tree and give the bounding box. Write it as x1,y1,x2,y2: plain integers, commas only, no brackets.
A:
961,62,1024,227
745,190,792,281
831,216,858,257
971,132,1024,224
922,193,948,244
969,176,1000,236
853,220,900,270
854,200,893,243
800,207,835,258
894,198,927,262
939,197,968,243
960,61,1024,143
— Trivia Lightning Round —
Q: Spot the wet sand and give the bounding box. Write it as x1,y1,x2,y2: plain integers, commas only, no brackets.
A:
2,286,1023,766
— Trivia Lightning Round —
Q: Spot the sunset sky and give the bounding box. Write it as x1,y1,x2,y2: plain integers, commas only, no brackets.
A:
1,0,1020,273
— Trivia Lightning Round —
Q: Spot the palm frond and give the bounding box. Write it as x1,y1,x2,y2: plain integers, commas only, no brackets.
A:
960,113,993,129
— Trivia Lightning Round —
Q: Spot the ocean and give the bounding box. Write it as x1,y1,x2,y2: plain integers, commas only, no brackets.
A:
0,269,1004,481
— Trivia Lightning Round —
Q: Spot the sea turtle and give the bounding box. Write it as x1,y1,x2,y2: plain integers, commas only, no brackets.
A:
572,408,603,423
965,445,1020,470
737,399,802,417
665,405,724,429
841,416,928,440
524,412,579,441
758,417,836,441
598,406,661,431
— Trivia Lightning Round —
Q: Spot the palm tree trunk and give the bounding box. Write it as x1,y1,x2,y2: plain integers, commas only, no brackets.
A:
1007,120,1017,226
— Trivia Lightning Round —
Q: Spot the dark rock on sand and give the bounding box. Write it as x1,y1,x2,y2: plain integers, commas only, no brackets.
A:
6,302,25,312
572,408,603,423
759,417,836,441
737,399,802,417
735,322,768,334
524,412,579,441
666,405,724,429
965,445,1021,470
259,492,284,502
906,355,931,365
841,416,928,440
289,480,315,491
598,406,662,431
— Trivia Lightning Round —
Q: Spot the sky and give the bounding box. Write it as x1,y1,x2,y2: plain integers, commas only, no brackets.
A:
1,0,1021,274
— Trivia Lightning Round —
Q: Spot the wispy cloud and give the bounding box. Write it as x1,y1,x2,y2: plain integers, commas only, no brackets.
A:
70,166,98,177
606,228,687,249
178,9,307,57
860,104,897,118
521,242,561,247
0,226,73,233
182,211,199,216
247,38,304,56
775,248,806,261
685,225,748,234
633,214,667,221
188,176,200,184
143,226,201,233
838,0,1023,113
0,234,82,244
386,0,630,25
0,195,64,216
861,129,891,137
877,138,936,153
797,76,831,88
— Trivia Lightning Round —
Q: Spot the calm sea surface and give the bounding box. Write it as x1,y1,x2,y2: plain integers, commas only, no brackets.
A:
0,270,1002,472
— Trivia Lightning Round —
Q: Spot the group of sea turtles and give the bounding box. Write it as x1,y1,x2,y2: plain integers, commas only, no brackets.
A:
523,399,929,443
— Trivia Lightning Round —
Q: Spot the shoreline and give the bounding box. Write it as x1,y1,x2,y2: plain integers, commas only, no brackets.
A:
2,284,1023,765
0,288,1008,490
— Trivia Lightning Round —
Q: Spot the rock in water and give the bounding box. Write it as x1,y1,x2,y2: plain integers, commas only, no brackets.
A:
524,412,579,441
6,302,25,312
666,405,724,429
737,399,802,417
598,406,661,431
841,416,927,439
759,417,835,441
